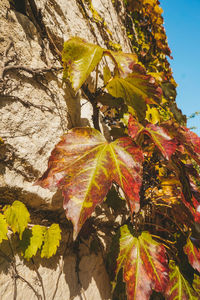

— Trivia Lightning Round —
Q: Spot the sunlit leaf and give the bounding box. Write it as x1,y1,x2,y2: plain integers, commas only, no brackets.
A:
128,115,177,159
41,224,61,258
165,260,199,299
23,225,46,260
105,51,137,77
36,128,143,239
4,201,30,239
184,236,200,273
115,225,169,300
62,37,104,91
0,214,8,243
106,73,162,121
145,105,161,124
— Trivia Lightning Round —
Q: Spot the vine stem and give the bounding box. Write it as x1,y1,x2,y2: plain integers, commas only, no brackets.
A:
31,258,46,300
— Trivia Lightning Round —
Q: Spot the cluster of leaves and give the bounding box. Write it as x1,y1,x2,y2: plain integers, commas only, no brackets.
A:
35,35,200,299
0,201,61,260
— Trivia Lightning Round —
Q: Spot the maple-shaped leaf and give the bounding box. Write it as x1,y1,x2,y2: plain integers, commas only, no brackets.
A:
62,37,104,91
22,225,46,260
106,73,162,121
128,115,177,160
36,128,143,239
41,224,61,258
184,236,200,273
165,260,199,299
3,201,30,239
0,214,8,243
115,225,169,300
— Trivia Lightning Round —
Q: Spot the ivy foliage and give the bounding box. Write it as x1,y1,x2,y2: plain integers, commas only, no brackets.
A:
0,201,61,260
35,32,200,299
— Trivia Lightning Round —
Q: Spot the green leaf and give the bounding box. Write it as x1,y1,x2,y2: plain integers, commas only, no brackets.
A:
0,214,8,243
115,226,169,300
41,224,61,258
184,236,200,273
36,128,143,239
165,260,199,299
106,73,161,121
23,225,46,260
62,37,104,91
4,201,30,239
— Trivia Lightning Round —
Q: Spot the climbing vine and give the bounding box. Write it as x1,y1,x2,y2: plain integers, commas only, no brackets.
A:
1,1,200,299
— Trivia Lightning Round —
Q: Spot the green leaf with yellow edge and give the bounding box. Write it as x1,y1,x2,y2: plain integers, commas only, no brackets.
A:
0,214,8,243
4,201,30,239
106,73,161,121
23,225,46,260
41,224,61,258
115,225,169,300
36,128,143,239
62,37,104,91
165,260,199,299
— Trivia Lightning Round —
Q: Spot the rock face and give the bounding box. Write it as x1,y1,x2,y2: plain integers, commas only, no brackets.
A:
0,0,132,299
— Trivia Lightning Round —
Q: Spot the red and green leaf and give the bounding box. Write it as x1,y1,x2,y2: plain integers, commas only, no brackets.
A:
106,73,162,121
36,128,143,238
115,225,169,300
165,260,199,300
128,115,177,159
184,236,200,273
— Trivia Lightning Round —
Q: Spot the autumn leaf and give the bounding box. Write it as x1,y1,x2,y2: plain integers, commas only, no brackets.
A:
128,115,177,159
3,201,30,239
0,214,8,243
105,50,138,77
36,128,143,239
165,260,199,300
41,224,61,258
184,236,200,273
106,73,162,121
115,225,169,300
62,37,104,91
22,225,46,260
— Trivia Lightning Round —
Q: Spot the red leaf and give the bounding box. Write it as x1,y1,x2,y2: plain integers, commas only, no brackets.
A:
36,128,143,238
115,226,169,300
128,115,177,159
184,236,200,273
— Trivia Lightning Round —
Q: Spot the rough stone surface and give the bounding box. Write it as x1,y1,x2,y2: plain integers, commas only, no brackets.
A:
0,0,131,298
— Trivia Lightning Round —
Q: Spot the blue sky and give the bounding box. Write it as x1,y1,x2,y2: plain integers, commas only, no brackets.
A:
160,0,200,135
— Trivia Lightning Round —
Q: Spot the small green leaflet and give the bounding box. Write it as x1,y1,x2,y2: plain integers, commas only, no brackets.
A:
0,214,8,243
106,73,161,121
41,224,61,258
115,225,169,300
36,128,143,239
22,225,46,260
193,274,200,296
165,260,199,300
3,201,30,239
184,236,200,273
